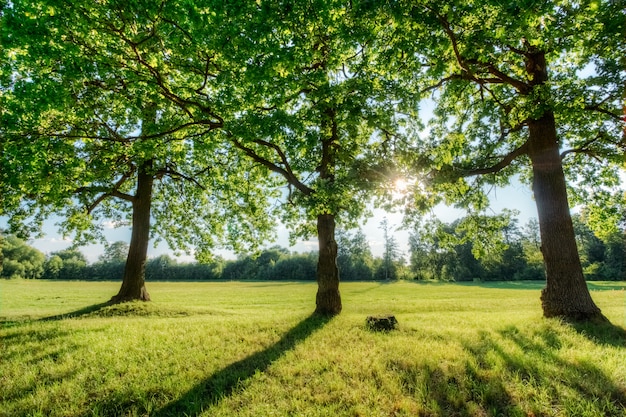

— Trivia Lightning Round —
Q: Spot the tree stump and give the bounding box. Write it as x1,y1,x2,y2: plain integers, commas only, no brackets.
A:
366,315,398,331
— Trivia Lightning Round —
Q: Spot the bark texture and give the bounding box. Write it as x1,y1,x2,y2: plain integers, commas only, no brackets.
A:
528,114,606,322
525,51,606,322
315,213,342,315
110,160,153,304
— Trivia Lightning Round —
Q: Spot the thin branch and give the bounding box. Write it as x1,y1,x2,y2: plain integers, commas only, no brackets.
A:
584,104,623,122
458,142,529,177
497,119,527,144
251,138,291,170
560,133,606,162
480,83,511,112
230,136,312,195
428,7,529,93
92,114,130,142
193,53,219,96
160,16,194,43
108,190,136,203
504,44,528,56
141,120,220,139
420,74,464,94
113,26,224,126
76,170,135,214
560,148,603,162
255,86,314,111
435,13,473,76
45,119,217,143
158,167,207,190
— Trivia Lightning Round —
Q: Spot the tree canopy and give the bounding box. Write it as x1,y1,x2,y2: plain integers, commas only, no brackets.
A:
0,235,45,279
1,0,280,301
382,0,624,322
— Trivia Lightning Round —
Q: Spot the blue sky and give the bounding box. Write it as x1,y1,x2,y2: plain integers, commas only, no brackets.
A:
5,177,539,263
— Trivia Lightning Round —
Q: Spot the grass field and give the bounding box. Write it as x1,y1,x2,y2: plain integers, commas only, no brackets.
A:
1,279,625,417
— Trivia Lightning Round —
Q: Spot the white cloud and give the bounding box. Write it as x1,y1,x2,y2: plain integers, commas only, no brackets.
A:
49,237,73,243
101,220,128,229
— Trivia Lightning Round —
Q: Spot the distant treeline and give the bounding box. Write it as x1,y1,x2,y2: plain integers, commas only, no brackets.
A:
409,215,625,282
2,215,624,282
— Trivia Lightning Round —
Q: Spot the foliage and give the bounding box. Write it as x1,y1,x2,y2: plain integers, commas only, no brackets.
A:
222,248,317,281
144,255,224,281
409,215,624,282
0,235,45,279
336,229,375,281
220,0,417,239
5,212,624,283
99,241,129,264
374,219,404,280
383,0,625,208
573,214,626,281
0,0,280,262
41,248,89,280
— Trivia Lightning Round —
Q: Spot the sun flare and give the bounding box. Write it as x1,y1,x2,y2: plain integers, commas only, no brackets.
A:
392,178,409,194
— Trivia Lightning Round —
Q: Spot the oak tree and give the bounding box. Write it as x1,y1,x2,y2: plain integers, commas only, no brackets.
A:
1,0,278,302
222,0,413,314
390,0,624,321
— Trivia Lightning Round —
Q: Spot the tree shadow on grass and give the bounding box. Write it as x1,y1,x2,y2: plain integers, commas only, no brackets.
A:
0,302,110,329
462,325,626,415
391,323,626,416
153,313,333,417
494,325,626,413
570,320,626,348
391,343,519,416
39,302,111,321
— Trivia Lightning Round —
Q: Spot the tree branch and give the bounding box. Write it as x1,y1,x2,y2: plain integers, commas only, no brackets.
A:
420,74,464,94
458,142,529,177
481,61,530,93
560,133,607,162
108,190,136,203
429,8,529,93
112,26,224,126
230,136,312,195
255,86,314,111
584,104,623,122
44,119,216,143
157,166,207,190
76,170,136,214
560,148,603,163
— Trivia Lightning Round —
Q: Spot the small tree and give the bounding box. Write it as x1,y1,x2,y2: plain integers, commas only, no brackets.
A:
0,235,45,279
336,229,374,281
49,249,89,280
43,255,63,280
99,241,129,265
377,218,401,281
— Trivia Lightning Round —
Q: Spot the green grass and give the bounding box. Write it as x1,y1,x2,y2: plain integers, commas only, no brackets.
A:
1,280,625,417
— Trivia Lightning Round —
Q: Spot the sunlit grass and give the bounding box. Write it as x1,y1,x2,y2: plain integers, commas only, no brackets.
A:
1,280,625,416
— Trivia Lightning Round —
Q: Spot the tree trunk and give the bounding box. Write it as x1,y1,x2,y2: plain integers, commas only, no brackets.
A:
622,229,626,281
110,160,153,304
521,49,606,323
315,213,342,315
527,113,606,322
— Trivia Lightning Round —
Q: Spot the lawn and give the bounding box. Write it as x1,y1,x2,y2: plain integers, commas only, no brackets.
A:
1,279,625,417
